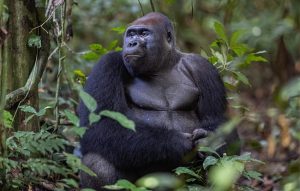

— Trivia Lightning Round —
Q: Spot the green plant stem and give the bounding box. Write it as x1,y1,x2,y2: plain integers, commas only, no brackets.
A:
54,3,66,130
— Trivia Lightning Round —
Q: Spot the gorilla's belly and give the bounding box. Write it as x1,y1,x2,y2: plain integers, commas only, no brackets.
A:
127,108,201,133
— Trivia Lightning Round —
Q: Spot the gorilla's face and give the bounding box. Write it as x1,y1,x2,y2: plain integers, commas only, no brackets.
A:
122,24,173,76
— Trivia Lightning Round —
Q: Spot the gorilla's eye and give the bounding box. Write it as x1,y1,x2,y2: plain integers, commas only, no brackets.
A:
127,31,136,37
141,31,149,37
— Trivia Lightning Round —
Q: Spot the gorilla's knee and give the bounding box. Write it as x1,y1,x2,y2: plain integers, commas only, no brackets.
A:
80,153,120,190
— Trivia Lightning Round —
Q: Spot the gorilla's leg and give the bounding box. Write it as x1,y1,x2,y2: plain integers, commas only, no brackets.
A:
80,153,123,190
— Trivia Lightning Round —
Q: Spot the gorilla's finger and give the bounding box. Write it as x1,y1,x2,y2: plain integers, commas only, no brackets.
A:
197,152,206,160
182,132,192,140
192,128,208,141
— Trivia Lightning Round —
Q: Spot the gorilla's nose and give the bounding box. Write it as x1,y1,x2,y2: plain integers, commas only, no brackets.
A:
128,41,138,47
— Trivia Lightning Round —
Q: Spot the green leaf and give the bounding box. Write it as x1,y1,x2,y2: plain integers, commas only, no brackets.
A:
89,112,101,125
203,156,218,170
100,110,135,131
89,43,108,55
79,90,97,112
230,30,245,46
198,147,220,157
233,152,264,164
174,167,202,179
108,40,119,50
243,170,263,181
231,44,248,56
224,81,237,90
69,126,86,137
214,21,228,42
61,178,79,187
65,153,97,176
73,69,86,78
114,46,123,51
3,110,13,128
36,106,52,117
81,51,100,61
64,110,79,126
245,53,268,65
233,71,251,86
28,34,41,48
104,179,136,190
19,105,37,114
111,26,126,34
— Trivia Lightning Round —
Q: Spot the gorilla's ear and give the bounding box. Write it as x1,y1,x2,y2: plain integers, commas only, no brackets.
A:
167,32,172,43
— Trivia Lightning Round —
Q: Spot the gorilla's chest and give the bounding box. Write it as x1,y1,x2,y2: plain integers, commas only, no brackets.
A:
125,68,199,111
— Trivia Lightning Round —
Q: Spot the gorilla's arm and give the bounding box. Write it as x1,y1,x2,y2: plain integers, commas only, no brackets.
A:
189,55,227,132
79,52,192,169
81,118,192,169
77,52,128,127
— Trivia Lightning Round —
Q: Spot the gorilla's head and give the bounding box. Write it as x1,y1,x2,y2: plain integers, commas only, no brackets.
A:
122,12,176,76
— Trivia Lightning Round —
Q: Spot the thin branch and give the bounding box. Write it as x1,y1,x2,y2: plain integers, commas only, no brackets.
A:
29,10,55,34
54,2,66,130
191,0,194,18
150,0,155,12
138,0,145,16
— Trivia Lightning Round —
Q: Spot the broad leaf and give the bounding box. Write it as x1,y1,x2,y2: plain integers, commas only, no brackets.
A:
203,156,218,170
19,105,37,114
89,112,101,125
214,22,228,42
233,71,251,86
174,167,202,179
230,30,245,46
64,110,79,127
111,26,126,34
81,51,100,61
79,90,97,112
243,170,263,181
100,110,135,131
28,34,41,48
198,146,220,157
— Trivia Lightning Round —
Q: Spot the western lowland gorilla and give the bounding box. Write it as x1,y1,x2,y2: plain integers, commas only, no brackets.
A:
78,12,227,190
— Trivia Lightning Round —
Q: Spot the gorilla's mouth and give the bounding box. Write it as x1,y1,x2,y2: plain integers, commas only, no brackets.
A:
124,54,142,58
123,54,144,63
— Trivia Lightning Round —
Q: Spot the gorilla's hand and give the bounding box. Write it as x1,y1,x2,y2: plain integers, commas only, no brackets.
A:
192,129,208,143
192,129,209,160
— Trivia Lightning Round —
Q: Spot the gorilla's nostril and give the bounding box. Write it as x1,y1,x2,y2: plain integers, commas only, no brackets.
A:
129,41,138,47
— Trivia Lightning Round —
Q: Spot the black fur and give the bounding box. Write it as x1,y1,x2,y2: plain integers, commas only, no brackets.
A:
78,13,228,190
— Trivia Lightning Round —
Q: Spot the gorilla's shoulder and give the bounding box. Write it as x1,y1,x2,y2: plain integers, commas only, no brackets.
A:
89,51,124,74
98,51,123,66
179,52,217,74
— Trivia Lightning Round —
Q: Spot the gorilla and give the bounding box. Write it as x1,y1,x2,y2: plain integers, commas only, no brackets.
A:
78,12,227,190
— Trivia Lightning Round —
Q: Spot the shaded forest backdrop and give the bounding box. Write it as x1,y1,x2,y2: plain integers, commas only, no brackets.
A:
0,0,300,190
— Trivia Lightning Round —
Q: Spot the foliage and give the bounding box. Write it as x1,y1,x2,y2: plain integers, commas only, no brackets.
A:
81,41,122,61
1,130,66,190
19,105,53,125
208,21,267,90
0,111,94,190
28,34,42,49
105,179,149,191
203,151,263,191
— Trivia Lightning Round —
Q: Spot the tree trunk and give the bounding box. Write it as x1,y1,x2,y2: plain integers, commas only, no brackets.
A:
0,0,43,131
